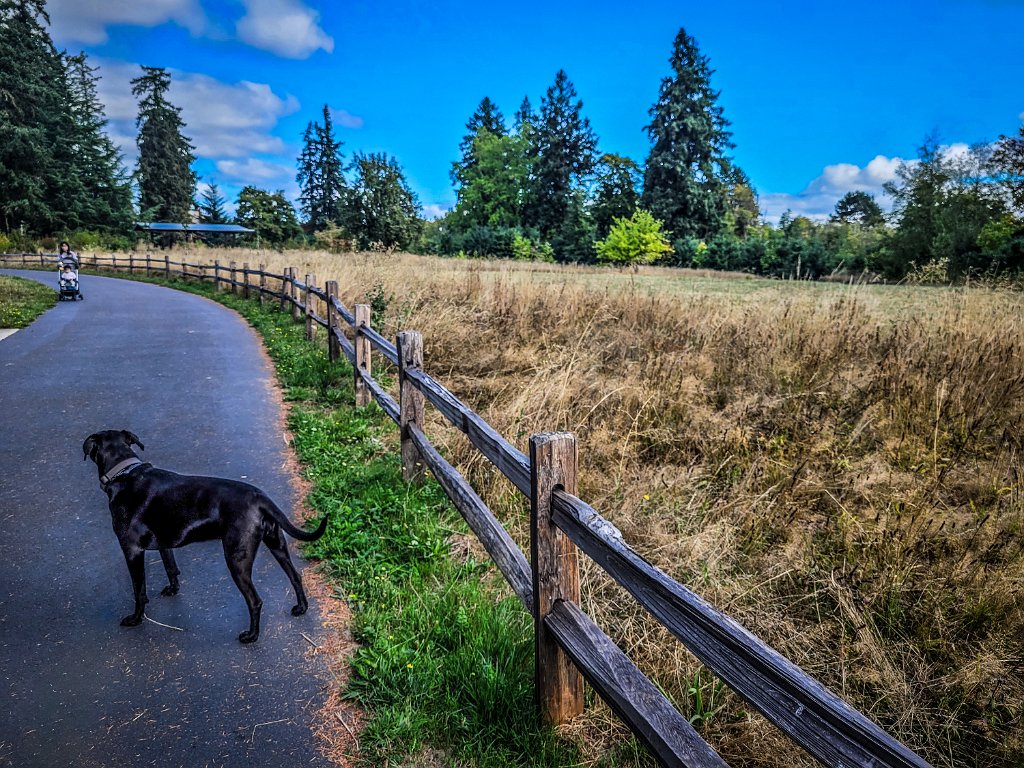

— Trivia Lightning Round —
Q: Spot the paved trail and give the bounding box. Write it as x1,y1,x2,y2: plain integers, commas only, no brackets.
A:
0,270,330,767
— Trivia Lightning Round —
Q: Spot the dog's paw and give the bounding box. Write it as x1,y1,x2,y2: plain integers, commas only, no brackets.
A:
238,630,259,644
291,604,307,616
160,585,179,597
120,614,143,627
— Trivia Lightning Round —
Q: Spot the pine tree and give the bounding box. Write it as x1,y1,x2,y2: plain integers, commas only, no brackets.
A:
132,66,196,222
64,53,133,233
296,104,346,231
197,183,228,224
0,0,83,234
523,70,597,259
642,28,735,242
451,97,507,192
592,154,641,239
343,153,422,250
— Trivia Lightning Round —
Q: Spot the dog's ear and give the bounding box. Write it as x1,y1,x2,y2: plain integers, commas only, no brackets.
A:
82,435,98,461
122,430,144,451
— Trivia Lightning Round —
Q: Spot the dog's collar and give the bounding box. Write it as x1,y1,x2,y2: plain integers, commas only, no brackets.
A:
100,458,144,487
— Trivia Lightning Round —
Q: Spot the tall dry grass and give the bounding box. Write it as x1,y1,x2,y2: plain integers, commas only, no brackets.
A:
164,247,1023,767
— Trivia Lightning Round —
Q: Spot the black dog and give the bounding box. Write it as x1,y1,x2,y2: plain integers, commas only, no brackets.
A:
83,429,328,643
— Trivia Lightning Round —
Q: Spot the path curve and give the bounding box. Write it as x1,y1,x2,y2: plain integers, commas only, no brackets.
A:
0,269,331,767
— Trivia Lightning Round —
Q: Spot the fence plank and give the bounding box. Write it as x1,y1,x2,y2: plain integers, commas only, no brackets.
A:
402,367,531,497
530,432,583,726
545,599,729,768
305,273,316,341
359,324,399,366
406,422,533,612
550,491,931,768
357,368,399,423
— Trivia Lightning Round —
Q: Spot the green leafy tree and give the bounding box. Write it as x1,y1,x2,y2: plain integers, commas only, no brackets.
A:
642,27,735,242
234,186,301,246
132,66,196,222
451,97,507,189
452,131,530,230
595,209,673,266
0,0,85,234
884,137,1006,278
523,70,598,260
592,154,641,239
992,126,1024,213
830,190,884,227
296,104,346,231
343,153,422,250
725,167,760,238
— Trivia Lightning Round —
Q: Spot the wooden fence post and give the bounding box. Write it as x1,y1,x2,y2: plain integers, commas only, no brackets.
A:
397,331,425,485
258,264,266,306
291,269,302,322
529,432,583,726
305,273,316,340
145,252,151,276
230,261,237,294
243,263,250,299
354,304,371,406
280,268,290,311
164,253,170,279
214,260,221,291
129,252,135,274
326,281,339,362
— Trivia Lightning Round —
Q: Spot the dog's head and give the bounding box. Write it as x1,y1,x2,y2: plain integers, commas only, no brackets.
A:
82,430,145,475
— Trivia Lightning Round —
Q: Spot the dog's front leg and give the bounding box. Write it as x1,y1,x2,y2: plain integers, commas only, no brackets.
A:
159,549,180,596
120,547,148,627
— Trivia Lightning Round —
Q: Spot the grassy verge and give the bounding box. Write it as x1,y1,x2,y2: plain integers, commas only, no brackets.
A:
120,275,582,767
0,274,57,327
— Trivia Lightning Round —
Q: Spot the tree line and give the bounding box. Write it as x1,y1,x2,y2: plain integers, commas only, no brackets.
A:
2,2,1022,281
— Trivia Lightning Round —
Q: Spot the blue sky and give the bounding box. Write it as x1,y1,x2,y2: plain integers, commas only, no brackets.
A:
47,0,1024,223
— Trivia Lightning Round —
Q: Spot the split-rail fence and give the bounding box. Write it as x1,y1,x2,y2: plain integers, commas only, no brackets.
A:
0,251,932,768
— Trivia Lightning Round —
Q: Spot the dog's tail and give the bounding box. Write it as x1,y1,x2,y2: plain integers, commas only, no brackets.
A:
260,498,329,541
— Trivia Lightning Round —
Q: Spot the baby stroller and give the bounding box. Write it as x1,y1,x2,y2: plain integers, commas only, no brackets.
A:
57,255,83,301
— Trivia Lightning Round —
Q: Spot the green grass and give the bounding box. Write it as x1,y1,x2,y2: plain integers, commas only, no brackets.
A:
0,274,57,327
118,275,581,767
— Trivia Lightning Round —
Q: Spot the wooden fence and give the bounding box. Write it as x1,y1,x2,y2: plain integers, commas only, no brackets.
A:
0,252,932,768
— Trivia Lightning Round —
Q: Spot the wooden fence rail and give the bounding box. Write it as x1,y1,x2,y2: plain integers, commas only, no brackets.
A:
0,251,932,768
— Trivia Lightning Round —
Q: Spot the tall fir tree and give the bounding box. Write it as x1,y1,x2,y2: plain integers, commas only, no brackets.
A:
642,28,735,242
451,97,507,192
523,70,597,259
0,0,84,234
296,104,346,231
64,53,133,233
343,153,422,250
132,66,196,222
197,183,228,223
592,154,641,239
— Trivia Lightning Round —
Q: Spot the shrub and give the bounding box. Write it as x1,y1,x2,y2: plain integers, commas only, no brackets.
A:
594,209,673,266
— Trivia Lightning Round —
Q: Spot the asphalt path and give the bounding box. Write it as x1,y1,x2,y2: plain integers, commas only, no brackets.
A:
0,269,331,767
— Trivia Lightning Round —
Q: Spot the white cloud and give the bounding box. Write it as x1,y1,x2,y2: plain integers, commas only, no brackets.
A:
216,157,288,183
760,153,905,224
47,0,207,44
236,0,334,59
91,59,299,173
331,109,364,129
421,204,452,221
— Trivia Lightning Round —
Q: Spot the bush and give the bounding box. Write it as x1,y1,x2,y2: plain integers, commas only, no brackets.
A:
594,209,673,266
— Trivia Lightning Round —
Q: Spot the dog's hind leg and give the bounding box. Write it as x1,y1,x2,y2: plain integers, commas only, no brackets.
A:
223,535,262,643
119,547,148,627
159,549,180,596
263,525,309,617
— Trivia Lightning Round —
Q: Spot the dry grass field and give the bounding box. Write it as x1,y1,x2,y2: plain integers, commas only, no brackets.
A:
159,247,1023,767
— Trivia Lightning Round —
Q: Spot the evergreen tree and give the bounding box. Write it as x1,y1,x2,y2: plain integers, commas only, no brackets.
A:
451,97,507,189
132,66,196,222
343,153,422,250
64,53,133,233
725,167,760,238
642,28,735,242
591,154,641,239
0,0,83,234
235,186,301,246
197,183,228,224
993,126,1024,213
451,131,530,230
831,190,884,227
523,70,597,259
296,104,346,230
